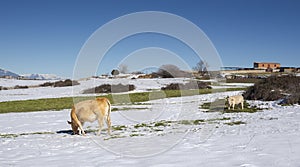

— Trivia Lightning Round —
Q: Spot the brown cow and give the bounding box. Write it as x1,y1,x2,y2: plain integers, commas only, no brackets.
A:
67,97,111,135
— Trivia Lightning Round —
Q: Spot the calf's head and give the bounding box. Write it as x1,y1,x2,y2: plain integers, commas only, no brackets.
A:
67,121,79,135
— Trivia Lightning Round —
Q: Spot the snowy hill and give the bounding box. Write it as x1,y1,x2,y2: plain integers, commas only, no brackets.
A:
0,68,20,78
0,68,61,80
22,74,62,80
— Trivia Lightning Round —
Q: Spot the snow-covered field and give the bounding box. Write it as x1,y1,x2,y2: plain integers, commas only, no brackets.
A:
0,78,192,102
0,78,299,166
0,77,252,102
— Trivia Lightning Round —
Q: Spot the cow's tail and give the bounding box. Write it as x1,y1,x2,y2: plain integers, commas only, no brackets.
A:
71,106,85,135
106,98,112,135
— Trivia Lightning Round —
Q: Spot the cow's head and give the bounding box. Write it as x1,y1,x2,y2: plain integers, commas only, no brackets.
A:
67,121,79,135
225,96,230,106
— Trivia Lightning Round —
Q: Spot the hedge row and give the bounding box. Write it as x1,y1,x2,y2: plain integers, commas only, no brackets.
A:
243,75,300,105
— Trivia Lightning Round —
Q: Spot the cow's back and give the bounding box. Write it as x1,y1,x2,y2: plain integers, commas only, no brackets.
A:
96,98,110,117
229,95,244,104
74,100,99,122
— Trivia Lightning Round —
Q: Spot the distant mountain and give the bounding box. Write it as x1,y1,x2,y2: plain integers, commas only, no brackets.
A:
0,68,20,78
22,74,62,80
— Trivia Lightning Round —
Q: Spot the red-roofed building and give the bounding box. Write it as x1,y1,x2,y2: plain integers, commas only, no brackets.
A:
253,62,280,69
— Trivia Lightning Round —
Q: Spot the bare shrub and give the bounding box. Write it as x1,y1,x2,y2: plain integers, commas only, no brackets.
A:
83,84,135,94
111,69,120,76
118,64,129,74
156,64,191,78
39,82,53,87
0,86,8,90
161,83,180,90
39,79,80,87
243,76,300,105
53,79,79,87
14,85,29,89
193,60,208,75
161,81,211,90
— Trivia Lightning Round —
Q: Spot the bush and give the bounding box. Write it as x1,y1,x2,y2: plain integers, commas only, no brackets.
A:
14,85,29,89
53,79,80,87
156,64,192,78
161,81,211,90
243,76,300,105
0,86,7,90
39,79,80,87
161,83,180,90
83,84,135,94
39,82,53,87
111,69,120,76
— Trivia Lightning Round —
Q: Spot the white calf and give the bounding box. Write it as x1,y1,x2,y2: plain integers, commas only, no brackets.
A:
227,95,244,110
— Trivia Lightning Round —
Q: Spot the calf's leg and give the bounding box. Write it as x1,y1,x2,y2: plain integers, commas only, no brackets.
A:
106,116,111,135
97,119,104,135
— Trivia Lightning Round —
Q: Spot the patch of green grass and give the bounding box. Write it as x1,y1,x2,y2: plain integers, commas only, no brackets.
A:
260,117,278,120
178,120,195,125
201,98,227,112
0,133,19,138
104,135,126,140
193,119,205,124
0,96,96,114
207,117,231,122
224,107,261,113
113,125,127,131
224,121,246,126
21,132,54,135
130,133,145,137
169,119,209,125
111,107,149,112
201,98,262,113
132,102,151,105
0,131,54,138
0,117,245,139
0,87,247,114
111,108,119,112
133,123,149,129
154,122,166,127
226,78,262,83
154,121,171,127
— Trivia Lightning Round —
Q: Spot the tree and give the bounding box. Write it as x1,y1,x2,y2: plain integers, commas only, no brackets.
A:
118,64,129,74
193,60,209,75
111,69,120,76
157,64,181,78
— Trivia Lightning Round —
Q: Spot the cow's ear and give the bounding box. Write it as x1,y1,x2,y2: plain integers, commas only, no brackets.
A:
67,121,72,124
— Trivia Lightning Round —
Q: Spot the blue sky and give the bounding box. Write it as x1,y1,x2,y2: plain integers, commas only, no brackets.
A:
0,0,299,78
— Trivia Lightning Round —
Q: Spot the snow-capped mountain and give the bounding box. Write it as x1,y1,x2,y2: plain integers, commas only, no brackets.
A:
0,68,20,78
22,74,62,80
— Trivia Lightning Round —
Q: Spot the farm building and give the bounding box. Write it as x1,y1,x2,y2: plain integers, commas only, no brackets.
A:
279,67,297,73
254,62,280,69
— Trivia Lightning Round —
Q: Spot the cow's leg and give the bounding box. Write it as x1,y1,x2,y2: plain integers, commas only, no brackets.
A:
232,103,235,110
78,122,85,135
97,119,104,136
241,102,244,110
73,119,85,135
106,116,111,135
